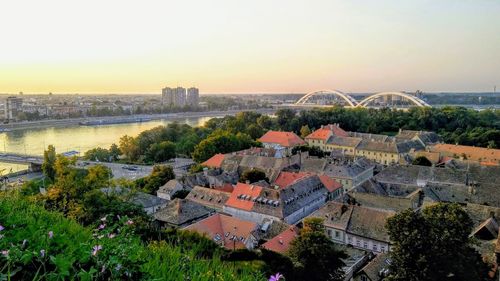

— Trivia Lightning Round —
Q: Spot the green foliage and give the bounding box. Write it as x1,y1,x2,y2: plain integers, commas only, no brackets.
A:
84,147,113,162
288,218,347,281
300,125,311,138
292,145,325,158
239,169,268,184
136,165,175,194
42,145,57,181
192,130,257,162
386,203,489,281
144,141,176,163
412,156,432,166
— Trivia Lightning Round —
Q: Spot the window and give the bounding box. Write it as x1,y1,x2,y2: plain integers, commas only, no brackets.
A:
361,276,368,281
381,246,386,252
356,239,361,247
363,241,368,248
335,231,340,238
373,243,378,251
327,229,332,237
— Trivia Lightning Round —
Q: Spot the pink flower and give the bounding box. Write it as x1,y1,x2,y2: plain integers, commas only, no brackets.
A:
98,224,106,230
108,233,116,239
126,220,134,225
1,250,8,257
0,225,4,231
92,245,102,256
48,231,53,239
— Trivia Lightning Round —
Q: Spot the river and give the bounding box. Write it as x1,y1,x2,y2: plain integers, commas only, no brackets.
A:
0,116,215,173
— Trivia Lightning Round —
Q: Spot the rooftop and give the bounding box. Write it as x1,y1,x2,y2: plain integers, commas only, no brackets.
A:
202,153,226,168
258,130,305,147
153,199,214,226
261,226,299,254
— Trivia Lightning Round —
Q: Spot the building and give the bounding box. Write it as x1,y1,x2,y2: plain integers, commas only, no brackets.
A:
173,87,186,107
157,179,187,200
186,87,199,107
185,186,231,211
4,96,23,121
100,187,167,215
153,198,214,228
258,131,306,157
273,171,343,200
428,143,500,166
183,213,259,250
308,202,395,253
353,253,392,281
223,175,329,224
261,226,299,254
304,124,350,152
161,87,174,105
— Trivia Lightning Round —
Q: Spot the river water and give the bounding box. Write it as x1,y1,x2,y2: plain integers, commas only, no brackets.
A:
0,116,214,173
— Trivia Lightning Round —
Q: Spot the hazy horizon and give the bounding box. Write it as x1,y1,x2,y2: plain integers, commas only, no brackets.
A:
1,0,499,94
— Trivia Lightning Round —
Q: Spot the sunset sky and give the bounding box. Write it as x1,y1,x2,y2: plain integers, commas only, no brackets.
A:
0,0,499,94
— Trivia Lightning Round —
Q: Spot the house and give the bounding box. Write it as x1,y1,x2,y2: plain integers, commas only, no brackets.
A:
185,186,231,211
428,143,500,166
261,226,299,254
223,175,329,224
319,158,374,191
395,129,441,146
355,139,424,165
100,187,167,215
305,124,349,151
153,198,214,228
353,253,392,281
258,131,305,157
157,179,187,200
308,202,395,253
201,153,226,169
183,213,259,250
273,171,343,200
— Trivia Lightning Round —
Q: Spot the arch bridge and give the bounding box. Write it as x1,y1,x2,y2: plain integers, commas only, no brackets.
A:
294,90,430,108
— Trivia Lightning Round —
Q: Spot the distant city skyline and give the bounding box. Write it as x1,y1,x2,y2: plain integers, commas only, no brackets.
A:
1,0,499,94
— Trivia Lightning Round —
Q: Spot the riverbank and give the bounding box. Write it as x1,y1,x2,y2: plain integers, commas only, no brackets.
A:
0,108,276,132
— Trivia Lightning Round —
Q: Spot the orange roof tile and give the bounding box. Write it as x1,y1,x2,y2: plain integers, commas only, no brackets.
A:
273,171,310,189
258,131,305,147
214,183,234,193
184,213,257,250
225,183,263,211
305,124,348,140
430,144,500,164
262,226,299,254
318,175,343,193
201,153,225,168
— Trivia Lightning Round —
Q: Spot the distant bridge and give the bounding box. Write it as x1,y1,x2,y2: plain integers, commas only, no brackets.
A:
290,90,430,109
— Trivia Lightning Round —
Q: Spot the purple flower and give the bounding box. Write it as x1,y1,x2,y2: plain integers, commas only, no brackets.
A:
0,225,4,231
126,220,134,225
269,273,284,281
98,224,106,230
1,250,8,257
92,245,102,256
108,233,116,239
40,249,46,258
48,231,53,239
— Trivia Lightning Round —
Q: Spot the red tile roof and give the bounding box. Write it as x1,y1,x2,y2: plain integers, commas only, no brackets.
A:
214,183,234,193
201,153,225,168
258,131,305,147
262,226,299,254
273,171,310,189
184,213,257,250
225,182,263,211
318,175,343,193
305,124,348,140
430,144,500,165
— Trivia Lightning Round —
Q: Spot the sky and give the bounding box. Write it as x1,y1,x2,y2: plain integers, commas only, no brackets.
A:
0,0,499,94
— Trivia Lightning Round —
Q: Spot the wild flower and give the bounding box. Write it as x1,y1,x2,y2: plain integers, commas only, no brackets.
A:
0,224,4,231
98,224,106,230
92,245,102,256
0,234,4,239
40,249,45,258
1,250,8,257
126,220,134,225
269,273,284,281
48,231,54,239
100,216,107,222
108,233,116,239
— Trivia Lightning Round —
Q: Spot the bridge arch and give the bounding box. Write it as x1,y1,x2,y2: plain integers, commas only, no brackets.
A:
295,90,358,107
357,92,430,108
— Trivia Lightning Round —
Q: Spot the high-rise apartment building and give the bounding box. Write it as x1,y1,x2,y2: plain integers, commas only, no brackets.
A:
4,96,23,121
173,87,186,107
186,87,199,107
162,87,174,106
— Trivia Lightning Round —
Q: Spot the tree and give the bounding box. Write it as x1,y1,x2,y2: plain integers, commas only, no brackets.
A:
84,165,112,190
412,156,432,166
288,218,347,281
300,125,311,138
144,141,176,163
42,145,57,181
109,143,121,160
192,130,256,162
138,165,175,194
84,147,111,162
386,203,489,281
119,135,140,162
239,169,268,184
